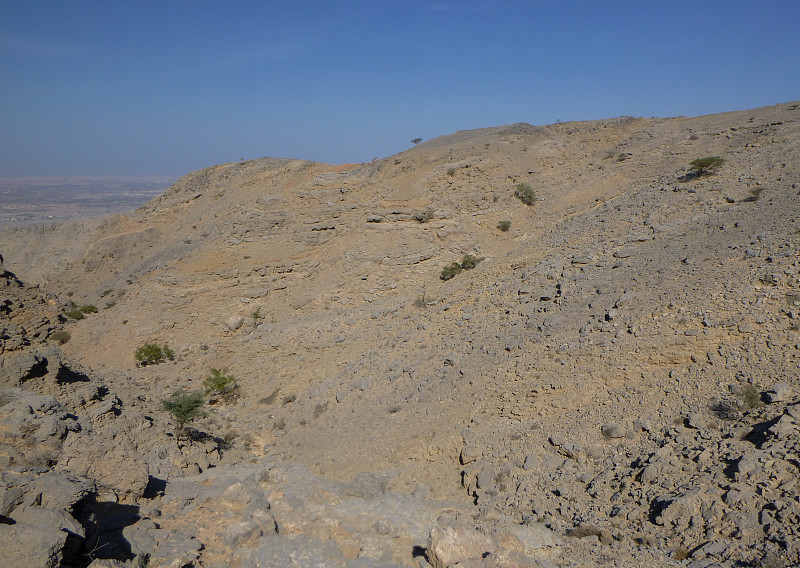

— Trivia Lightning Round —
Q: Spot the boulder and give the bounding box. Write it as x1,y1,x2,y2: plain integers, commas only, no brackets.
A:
428,525,495,568
765,382,792,403
225,315,245,331
57,431,149,501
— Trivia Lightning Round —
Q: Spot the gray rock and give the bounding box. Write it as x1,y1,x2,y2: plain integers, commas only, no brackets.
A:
0,510,68,568
428,525,495,568
522,454,538,470
492,522,559,552
0,351,49,385
236,535,347,568
613,247,636,259
225,315,245,331
460,443,482,465
601,423,625,438
22,471,96,512
686,412,707,430
571,254,592,265
57,431,149,501
765,382,792,403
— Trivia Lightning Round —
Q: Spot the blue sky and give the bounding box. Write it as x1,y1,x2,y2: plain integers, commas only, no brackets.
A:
1,1,798,177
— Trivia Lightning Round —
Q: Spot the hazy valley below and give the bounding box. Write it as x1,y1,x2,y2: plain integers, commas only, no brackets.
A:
0,176,178,224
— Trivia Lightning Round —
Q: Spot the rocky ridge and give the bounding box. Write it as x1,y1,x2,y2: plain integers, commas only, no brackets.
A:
0,101,799,566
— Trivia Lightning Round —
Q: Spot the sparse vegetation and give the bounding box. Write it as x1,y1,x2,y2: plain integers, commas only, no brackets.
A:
252,307,262,321
50,330,71,345
710,400,740,421
313,402,329,418
440,262,463,281
747,187,765,201
737,384,762,409
134,342,175,366
460,254,483,270
688,156,725,176
440,254,484,280
497,220,511,232
259,388,280,405
514,183,537,205
447,167,456,176
413,208,434,223
161,390,206,432
713,384,763,419
411,138,422,145
65,303,98,320
203,368,239,402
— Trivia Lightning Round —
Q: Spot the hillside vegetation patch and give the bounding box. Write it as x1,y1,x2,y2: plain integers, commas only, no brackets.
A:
135,343,175,366
440,254,484,281
514,183,537,205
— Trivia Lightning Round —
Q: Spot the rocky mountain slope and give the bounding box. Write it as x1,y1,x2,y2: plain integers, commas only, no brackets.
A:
1,100,799,567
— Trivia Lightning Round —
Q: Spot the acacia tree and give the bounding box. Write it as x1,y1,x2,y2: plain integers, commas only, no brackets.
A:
411,138,422,145
162,390,205,433
689,156,725,176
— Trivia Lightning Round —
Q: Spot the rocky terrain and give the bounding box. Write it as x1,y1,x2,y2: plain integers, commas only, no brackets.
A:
1,100,799,567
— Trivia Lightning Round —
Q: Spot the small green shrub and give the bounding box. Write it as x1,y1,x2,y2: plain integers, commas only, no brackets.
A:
497,220,511,232
460,254,483,270
50,330,71,345
161,390,205,432
688,156,725,176
65,303,98,320
252,307,262,321
748,187,765,201
203,368,239,402
440,254,484,280
440,262,463,281
135,343,175,366
514,183,537,205
447,167,456,176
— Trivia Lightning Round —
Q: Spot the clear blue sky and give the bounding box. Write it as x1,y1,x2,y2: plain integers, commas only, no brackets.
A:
2,1,798,177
